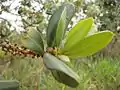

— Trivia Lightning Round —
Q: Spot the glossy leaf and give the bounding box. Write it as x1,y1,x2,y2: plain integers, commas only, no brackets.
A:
0,80,19,90
62,31,114,59
64,18,94,51
47,3,75,47
22,29,44,55
87,24,98,36
46,6,65,47
55,7,67,47
43,53,79,87
62,2,75,26
58,55,70,62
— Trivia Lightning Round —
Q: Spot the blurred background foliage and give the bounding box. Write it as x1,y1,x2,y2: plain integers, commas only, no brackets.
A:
0,0,120,90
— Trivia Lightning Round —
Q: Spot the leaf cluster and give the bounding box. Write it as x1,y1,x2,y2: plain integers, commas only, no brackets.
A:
22,2,114,87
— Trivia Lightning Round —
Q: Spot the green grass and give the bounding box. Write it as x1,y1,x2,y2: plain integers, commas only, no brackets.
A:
1,55,120,90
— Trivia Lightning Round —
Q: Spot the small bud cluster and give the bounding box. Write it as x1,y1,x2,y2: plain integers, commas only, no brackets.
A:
46,47,60,56
0,39,40,58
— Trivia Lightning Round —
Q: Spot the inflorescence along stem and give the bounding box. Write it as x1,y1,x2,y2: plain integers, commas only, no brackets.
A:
0,39,40,58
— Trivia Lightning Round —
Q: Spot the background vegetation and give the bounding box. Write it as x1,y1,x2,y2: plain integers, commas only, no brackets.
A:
0,0,120,90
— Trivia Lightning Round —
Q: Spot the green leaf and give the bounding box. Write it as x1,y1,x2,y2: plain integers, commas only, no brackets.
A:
0,80,19,90
47,3,75,47
58,55,70,62
87,24,98,36
63,17,94,51
43,53,79,87
55,7,67,47
62,31,114,59
46,6,65,47
22,29,44,55
62,2,75,26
